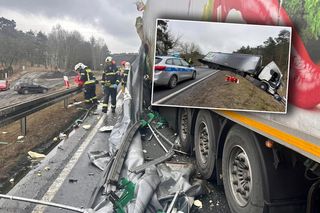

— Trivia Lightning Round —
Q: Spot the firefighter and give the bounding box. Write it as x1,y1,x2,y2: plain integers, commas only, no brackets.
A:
101,56,120,113
74,63,97,107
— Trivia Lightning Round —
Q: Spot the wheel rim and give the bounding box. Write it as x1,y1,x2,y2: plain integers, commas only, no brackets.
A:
228,145,252,207
171,76,177,87
198,121,210,164
180,110,188,141
193,72,196,78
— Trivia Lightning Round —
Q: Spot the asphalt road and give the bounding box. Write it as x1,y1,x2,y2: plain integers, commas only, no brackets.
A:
152,67,216,103
0,72,65,109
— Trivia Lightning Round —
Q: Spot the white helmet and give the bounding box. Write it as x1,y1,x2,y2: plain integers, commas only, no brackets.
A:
74,63,82,71
105,56,112,63
124,62,131,69
74,63,86,71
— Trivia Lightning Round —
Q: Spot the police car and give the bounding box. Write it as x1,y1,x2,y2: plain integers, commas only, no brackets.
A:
153,56,196,88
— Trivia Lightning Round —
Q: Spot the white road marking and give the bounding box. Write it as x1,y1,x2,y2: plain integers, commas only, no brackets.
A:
153,70,218,105
32,112,107,213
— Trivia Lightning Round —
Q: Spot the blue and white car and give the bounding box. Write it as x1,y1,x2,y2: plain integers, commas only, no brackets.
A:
153,56,196,88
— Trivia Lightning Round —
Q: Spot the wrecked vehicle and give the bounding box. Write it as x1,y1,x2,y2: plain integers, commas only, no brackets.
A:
199,52,284,98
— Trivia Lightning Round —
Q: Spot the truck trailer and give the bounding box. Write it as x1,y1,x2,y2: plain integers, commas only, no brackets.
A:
199,52,284,100
137,0,320,212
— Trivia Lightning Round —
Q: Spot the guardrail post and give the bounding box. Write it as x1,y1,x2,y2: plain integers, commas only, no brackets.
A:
64,97,68,109
21,117,27,136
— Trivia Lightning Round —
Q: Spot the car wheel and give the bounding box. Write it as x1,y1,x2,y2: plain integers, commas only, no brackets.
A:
177,108,192,152
259,82,268,91
222,125,264,213
194,110,219,179
192,71,196,79
23,89,29,94
42,88,48,93
168,75,177,88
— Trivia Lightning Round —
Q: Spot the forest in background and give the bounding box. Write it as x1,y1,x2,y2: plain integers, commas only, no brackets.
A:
0,17,110,71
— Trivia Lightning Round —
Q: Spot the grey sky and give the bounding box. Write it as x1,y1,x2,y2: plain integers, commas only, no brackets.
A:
167,20,291,54
0,0,142,53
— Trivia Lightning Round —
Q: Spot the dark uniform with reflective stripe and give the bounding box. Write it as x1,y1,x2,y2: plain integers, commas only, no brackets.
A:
101,63,120,113
79,67,97,105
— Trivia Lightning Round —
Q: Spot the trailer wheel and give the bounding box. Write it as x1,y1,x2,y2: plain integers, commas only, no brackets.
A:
259,82,268,91
222,125,264,213
194,110,219,179
177,108,192,152
192,71,196,79
168,75,177,88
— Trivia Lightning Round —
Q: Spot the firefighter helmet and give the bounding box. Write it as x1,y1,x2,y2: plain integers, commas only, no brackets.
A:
74,63,85,71
125,62,131,69
105,56,112,63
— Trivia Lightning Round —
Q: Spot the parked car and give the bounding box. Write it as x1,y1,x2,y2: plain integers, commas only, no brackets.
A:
14,82,49,94
0,80,10,91
153,56,196,88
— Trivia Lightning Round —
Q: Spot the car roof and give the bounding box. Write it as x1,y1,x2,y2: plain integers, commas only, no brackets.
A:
156,56,181,60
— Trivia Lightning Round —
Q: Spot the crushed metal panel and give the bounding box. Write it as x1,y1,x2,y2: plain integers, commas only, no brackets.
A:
200,52,262,74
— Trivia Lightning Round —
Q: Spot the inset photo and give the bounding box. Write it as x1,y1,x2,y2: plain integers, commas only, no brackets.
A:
151,19,292,113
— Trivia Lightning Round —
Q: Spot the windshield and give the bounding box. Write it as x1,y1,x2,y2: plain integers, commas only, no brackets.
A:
155,57,162,64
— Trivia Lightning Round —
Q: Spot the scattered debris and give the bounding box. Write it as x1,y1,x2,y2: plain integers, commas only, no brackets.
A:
88,173,94,176
142,149,147,153
69,179,78,183
2,131,8,134
53,137,59,142
17,136,24,140
9,178,14,184
16,135,25,143
193,200,203,209
37,171,42,177
130,150,175,174
58,146,64,150
28,151,46,159
44,166,50,171
99,125,114,132
0,142,8,145
82,125,91,130
59,132,67,140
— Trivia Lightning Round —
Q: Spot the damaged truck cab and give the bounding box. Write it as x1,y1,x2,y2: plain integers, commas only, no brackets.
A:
136,0,320,213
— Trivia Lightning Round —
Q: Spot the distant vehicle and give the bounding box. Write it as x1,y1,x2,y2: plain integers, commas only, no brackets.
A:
14,82,49,94
153,56,196,88
0,80,10,91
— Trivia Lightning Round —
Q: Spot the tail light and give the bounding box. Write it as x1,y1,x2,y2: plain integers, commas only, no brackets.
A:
154,65,166,71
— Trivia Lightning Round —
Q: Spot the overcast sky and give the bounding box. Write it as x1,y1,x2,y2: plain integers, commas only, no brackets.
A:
167,20,291,54
0,0,142,53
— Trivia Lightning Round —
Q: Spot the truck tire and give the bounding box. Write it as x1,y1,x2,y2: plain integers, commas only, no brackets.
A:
222,125,264,213
194,110,219,179
177,108,192,152
168,75,177,88
259,82,268,91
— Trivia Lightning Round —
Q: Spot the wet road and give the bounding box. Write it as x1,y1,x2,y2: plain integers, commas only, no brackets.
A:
152,67,217,103
0,72,66,109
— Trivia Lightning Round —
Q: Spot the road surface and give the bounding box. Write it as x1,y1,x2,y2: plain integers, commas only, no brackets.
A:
0,72,69,109
152,67,217,103
154,70,286,113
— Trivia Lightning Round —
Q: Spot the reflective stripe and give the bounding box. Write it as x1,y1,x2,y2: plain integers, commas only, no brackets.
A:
102,103,108,107
91,96,97,100
111,104,116,107
85,99,91,103
105,72,117,76
84,80,96,85
221,111,320,158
